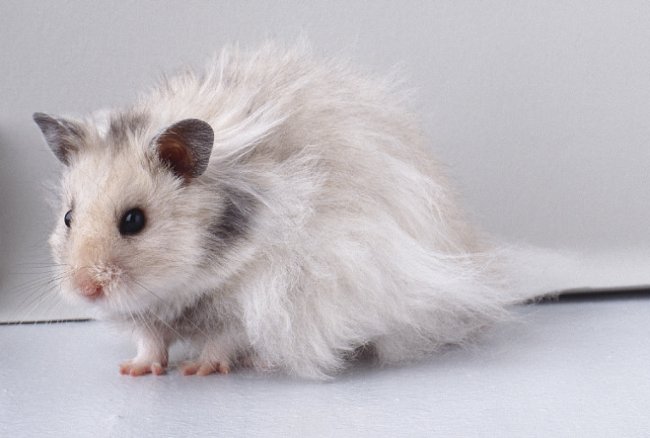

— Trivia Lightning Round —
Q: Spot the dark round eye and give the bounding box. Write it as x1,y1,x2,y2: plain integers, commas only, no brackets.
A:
64,210,72,228
119,208,146,235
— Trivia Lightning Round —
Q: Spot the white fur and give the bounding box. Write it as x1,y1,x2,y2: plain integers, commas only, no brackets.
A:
46,42,541,379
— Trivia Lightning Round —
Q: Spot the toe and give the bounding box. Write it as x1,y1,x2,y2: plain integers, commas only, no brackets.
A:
151,363,165,375
196,363,217,376
180,362,200,376
129,365,151,376
217,363,230,374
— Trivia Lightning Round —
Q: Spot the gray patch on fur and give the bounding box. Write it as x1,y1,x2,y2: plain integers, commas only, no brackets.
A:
208,187,257,249
107,111,150,144
173,294,224,336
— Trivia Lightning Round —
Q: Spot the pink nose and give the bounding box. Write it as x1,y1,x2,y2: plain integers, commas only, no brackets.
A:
80,282,103,299
73,273,104,300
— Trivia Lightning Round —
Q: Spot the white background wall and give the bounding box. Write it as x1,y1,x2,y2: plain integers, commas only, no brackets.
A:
2,0,650,321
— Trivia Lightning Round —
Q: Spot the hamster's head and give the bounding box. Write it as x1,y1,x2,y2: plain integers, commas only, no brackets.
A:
33,111,217,317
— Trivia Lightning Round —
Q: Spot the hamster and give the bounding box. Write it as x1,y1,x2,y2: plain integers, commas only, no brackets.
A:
33,42,523,379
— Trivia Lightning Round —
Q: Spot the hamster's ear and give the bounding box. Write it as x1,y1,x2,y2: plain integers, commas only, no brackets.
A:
153,119,214,182
32,112,84,166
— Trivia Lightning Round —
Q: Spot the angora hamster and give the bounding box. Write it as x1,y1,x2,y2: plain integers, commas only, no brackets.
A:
34,43,521,379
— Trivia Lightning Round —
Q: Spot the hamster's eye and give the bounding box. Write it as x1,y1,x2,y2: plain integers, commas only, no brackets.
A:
119,208,146,236
64,210,72,228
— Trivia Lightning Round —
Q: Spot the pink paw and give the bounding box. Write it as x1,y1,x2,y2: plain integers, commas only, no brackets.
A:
180,360,230,376
119,359,166,376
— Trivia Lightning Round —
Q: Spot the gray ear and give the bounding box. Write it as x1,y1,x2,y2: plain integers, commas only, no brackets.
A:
153,119,214,181
33,112,84,165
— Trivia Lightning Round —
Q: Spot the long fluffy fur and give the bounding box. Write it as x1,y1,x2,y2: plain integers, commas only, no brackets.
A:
45,42,537,379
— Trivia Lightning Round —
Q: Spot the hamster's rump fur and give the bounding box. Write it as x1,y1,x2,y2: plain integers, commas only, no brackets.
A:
42,42,522,379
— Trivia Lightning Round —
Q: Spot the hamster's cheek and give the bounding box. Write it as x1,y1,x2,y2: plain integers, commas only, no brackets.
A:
48,232,73,296
48,227,66,258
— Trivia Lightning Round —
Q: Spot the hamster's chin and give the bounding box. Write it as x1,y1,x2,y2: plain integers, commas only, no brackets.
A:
59,284,155,319
57,288,108,319
101,290,160,316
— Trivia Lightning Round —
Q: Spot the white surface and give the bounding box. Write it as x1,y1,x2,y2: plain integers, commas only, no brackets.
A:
2,299,649,437
3,1,650,320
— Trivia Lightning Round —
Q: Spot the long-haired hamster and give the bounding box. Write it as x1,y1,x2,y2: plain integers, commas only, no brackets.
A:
33,42,527,379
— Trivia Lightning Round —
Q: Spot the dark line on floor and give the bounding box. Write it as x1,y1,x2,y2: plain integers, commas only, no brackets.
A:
0,318,92,326
536,287,650,304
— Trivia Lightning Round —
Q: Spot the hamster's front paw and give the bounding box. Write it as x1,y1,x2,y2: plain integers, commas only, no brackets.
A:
180,360,230,376
119,359,167,376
